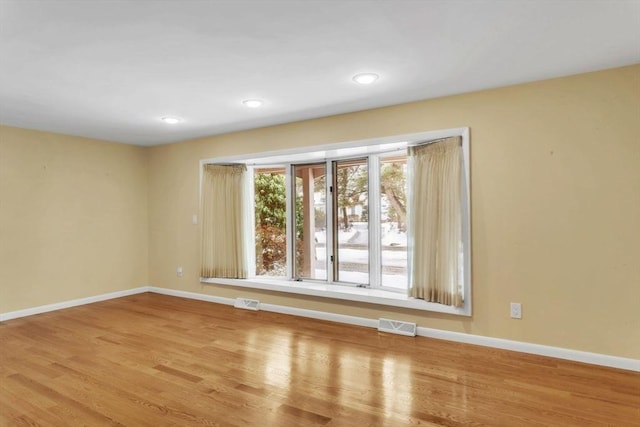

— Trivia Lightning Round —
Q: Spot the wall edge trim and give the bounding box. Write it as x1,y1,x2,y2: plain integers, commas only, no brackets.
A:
413,327,640,372
148,287,638,372
2,286,637,372
0,286,151,321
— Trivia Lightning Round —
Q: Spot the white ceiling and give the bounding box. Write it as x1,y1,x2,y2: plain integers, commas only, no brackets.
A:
1,1,639,146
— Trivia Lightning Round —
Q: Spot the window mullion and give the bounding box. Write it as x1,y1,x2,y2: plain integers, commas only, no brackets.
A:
368,155,381,289
325,160,335,284
247,166,257,278
285,164,294,280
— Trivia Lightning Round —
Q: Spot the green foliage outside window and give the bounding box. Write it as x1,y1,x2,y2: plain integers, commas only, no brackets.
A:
254,172,287,275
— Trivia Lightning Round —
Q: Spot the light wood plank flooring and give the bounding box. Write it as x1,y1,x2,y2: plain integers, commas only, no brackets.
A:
1,293,638,426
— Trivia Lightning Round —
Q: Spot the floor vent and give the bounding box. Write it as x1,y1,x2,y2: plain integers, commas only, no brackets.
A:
234,298,260,311
378,318,417,336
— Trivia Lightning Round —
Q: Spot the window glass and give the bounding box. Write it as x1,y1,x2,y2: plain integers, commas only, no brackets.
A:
380,154,408,290
293,163,327,280
254,167,287,277
333,158,369,285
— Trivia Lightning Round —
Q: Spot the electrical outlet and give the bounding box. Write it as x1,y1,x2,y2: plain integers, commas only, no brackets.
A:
177,267,183,278
510,302,522,319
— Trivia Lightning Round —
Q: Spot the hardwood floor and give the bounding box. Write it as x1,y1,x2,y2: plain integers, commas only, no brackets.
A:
1,293,638,426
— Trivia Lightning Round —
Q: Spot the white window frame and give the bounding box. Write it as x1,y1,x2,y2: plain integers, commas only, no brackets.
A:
200,127,471,316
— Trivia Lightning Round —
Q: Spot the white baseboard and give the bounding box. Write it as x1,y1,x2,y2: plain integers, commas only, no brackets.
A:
146,287,378,328
260,301,378,329
0,286,150,322
2,285,638,372
149,286,234,306
149,287,639,372
147,287,639,372
413,327,640,372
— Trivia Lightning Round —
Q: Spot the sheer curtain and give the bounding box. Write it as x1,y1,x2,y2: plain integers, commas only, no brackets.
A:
408,136,464,307
201,164,251,279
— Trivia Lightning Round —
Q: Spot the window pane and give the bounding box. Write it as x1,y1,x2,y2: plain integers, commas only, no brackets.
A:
293,163,327,280
380,154,408,290
254,167,287,277
334,158,369,284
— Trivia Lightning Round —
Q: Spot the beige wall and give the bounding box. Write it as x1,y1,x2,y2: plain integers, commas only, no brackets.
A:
0,127,149,312
148,65,640,359
1,66,637,359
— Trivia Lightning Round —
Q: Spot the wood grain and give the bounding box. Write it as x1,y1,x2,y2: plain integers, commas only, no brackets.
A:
0,293,638,426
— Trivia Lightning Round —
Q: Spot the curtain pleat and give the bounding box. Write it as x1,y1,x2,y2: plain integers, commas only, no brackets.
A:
408,136,464,307
201,164,249,279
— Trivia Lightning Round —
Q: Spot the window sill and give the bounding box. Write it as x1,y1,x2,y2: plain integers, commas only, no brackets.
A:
200,277,470,316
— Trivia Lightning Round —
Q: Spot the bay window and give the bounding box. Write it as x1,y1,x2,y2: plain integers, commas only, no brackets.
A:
201,128,471,314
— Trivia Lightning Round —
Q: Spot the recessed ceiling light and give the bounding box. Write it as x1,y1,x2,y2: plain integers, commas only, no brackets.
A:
161,116,182,124
352,73,379,85
242,99,263,108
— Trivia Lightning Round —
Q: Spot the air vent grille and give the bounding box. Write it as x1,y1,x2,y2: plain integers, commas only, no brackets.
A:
233,298,260,311
378,318,417,336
